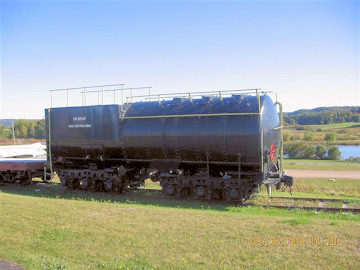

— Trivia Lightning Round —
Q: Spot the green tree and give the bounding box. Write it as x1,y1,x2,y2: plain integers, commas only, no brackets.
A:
303,131,314,141
27,122,35,138
14,119,32,138
284,142,315,159
315,145,327,159
34,120,46,139
17,125,28,138
327,146,341,160
283,132,291,142
353,114,360,122
303,144,316,159
0,125,11,139
324,133,336,141
12,119,46,139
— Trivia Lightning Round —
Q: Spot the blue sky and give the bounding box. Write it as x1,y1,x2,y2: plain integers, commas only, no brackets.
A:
0,0,359,119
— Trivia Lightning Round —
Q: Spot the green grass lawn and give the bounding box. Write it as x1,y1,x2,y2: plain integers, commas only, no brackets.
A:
308,122,360,130
260,178,360,199
284,159,357,163
1,123,359,269
1,182,360,270
284,159,360,171
283,122,360,145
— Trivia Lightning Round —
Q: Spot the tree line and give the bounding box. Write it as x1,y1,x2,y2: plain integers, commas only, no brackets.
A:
284,143,341,160
0,119,46,139
284,107,360,125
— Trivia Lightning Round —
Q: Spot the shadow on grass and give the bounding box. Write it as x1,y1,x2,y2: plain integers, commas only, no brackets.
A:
0,181,238,211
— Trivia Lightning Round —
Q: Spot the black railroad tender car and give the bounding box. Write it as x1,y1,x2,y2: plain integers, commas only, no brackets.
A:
46,88,293,203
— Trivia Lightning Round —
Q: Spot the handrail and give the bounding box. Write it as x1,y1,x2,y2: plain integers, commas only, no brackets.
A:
47,109,54,180
49,83,125,92
50,83,125,107
130,88,262,100
49,84,267,111
79,87,152,107
274,101,284,173
49,83,151,108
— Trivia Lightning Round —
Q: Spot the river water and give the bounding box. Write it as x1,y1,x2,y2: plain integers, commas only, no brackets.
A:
337,145,360,160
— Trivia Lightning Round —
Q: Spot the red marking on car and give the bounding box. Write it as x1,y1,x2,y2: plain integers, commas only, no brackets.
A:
270,144,275,162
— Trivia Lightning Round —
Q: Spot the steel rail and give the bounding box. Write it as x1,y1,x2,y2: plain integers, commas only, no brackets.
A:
265,196,360,202
255,204,360,212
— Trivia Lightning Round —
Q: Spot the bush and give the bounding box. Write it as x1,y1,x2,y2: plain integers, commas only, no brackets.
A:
327,146,342,160
345,156,360,162
283,132,291,142
303,145,316,159
295,126,305,130
290,134,301,141
324,133,336,141
284,143,343,160
284,143,315,159
304,131,314,141
315,145,327,159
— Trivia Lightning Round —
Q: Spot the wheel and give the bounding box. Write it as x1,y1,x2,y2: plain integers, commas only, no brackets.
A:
20,172,32,186
113,183,123,194
60,176,68,186
2,172,15,183
164,184,176,195
82,177,91,190
69,179,80,190
0,173,5,185
195,186,206,197
205,187,213,200
94,180,104,192
229,188,239,200
178,187,190,198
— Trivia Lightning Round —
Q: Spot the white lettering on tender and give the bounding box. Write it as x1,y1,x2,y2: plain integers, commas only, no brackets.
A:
69,116,91,128
73,116,86,121
68,124,92,129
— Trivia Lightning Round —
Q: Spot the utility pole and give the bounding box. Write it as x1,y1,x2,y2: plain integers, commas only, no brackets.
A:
2,122,16,145
11,122,16,145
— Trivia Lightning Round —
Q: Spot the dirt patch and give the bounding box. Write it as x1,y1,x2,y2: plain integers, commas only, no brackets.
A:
0,138,44,145
287,170,360,180
0,260,25,270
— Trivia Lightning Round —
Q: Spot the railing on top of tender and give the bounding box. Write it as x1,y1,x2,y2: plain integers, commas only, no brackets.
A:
129,88,263,103
49,84,152,108
49,84,277,112
128,89,272,116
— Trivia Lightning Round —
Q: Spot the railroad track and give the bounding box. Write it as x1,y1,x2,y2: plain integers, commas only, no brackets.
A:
134,190,360,212
139,191,360,212
5,182,360,212
265,196,360,202
255,195,360,212
254,204,360,213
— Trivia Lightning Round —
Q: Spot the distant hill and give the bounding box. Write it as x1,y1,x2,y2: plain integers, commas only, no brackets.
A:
0,119,41,127
285,106,359,116
284,106,360,125
0,119,17,127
